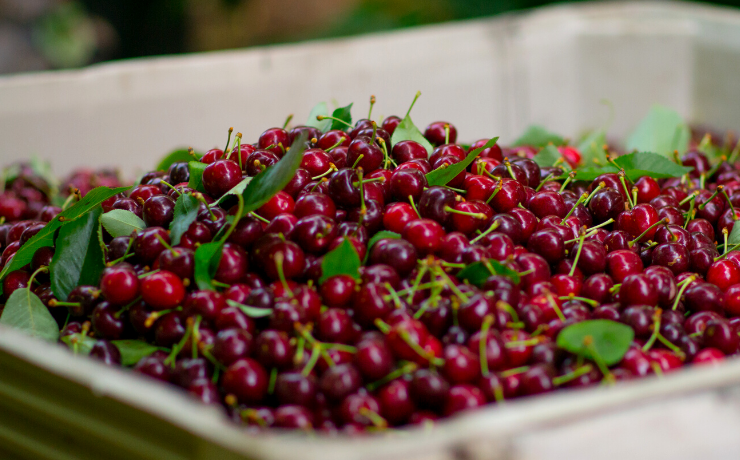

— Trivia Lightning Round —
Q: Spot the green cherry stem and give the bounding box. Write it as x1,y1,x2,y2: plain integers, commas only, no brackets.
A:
583,182,606,206
618,171,634,208
672,276,696,311
552,364,594,386
479,315,494,377
405,91,421,119
316,115,352,128
368,95,376,120
569,233,586,277
641,308,662,352
698,186,723,211
628,218,668,247
563,192,588,220
223,127,234,154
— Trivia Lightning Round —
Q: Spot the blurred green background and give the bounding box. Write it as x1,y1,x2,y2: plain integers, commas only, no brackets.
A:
0,0,738,74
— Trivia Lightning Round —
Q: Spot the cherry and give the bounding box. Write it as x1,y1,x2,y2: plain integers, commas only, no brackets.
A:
202,160,243,198
293,192,336,219
100,265,139,306
589,188,625,223
703,319,739,354
651,243,690,276
222,358,268,404
634,176,660,203
620,273,659,307
443,384,485,416
529,191,567,219
527,229,565,264
274,371,317,408
684,282,725,315
319,363,362,402
139,270,184,310
368,238,418,277
424,121,457,146
402,219,445,256
706,259,740,291
258,191,294,220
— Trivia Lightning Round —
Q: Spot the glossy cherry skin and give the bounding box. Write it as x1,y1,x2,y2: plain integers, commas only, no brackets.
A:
651,243,690,276
140,270,185,310
703,319,739,354
424,121,457,146
100,266,139,306
706,259,740,292
589,188,625,223
620,273,659,307
634,176,660,203
402,218,445,256
606,250,643,283
202,160,243,198
222,358,268,404
527,229,565,264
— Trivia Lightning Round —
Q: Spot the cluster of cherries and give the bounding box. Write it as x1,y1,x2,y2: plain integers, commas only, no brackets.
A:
1,110,739,434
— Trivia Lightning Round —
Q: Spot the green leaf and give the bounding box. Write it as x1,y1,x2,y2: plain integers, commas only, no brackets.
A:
626,105,690,157
0,186,130,295
728,222,740,247
457,260,521,288
306,102,332,132
100,209,146,238
61,333,98,355
577,129,608,168
214,176,252,205
226,300,273,318
390,115,434,156
456,262,490,287
531,144,563,168
512,126,565,147
364,231,400,263
320,239,361,284
574,152,692,182
239,133,309,214
426,137,499,186
557,319,634,366
0,288,59,342
111,339,161,366
169,192,201,246
330,103,353,131
194,241,223,291
187,161,207,193
155,149,201,172
51,207,106,301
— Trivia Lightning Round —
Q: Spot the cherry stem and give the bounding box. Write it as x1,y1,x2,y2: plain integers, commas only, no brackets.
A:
384,282,404,309
267,367,278,394
544,292,566,322
316,115,352,128
378,138,394,168
500,366,529,378
443,206,487,220
405,91,421,119
505,338,540,349
154,233,174,252
273,251,293,297
496,301,520,323
724,227,730,255
406,265,428,303
485,180,504,205
106,238,134,266
553,364,593,386
352,177,385,187
283,114,293,130
399,330,443,366
194,193,217,221
325,138,344,152
641,308,662,352
678,192,698,207
368,95,376,120
220,195,245,243
655,333,686,359
403,196,420,220
434,266,469,302
563,192,588,220
48,300,81,308
569,234,586,277
371,121,378,144
632,187,638,207
366,362,417,392
683,204,696,229
535,173,555,191
698,186,723,210
444,124,450,145
249,211,270,224
234,133,244,170
357,169,367,216
583,337,613,382
351,154,365,169
374,318,391,334
503,158,517,181
359,407,388,429
27,266,48,287
223,127,234,154
722,189,738,220
715,242,740,260
628,218,668,247
618,171,634,208
559,295,599,307
479,315,494,377
583,182,606,206
672,276,696,311
559,171,577,192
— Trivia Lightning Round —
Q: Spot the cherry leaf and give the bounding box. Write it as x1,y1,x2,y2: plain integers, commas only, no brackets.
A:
111,340,162,366
574,152,692,182
169,192,201,246
155,148,201,172
226,300,273,318
320,238,361,284
100,209,146,238
0,288,59,342
239,132,308,214
456,262,490,287
577,129,608,168
306,102,332,132
557,319,634,366
426,137,499,187
194,241,223,291
390,115,434,156
187,161,207,193
727,222,740,247
330,103,353,132
51,206,106,301
626,105,690,157
512,126,564,147
531,145,563,168
0,186,130,295
61,333,97,355
364,231,400,263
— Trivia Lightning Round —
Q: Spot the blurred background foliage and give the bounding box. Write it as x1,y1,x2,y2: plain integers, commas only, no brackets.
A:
0,0,738,74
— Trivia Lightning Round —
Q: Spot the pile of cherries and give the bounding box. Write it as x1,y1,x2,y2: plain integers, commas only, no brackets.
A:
1,111,740,434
